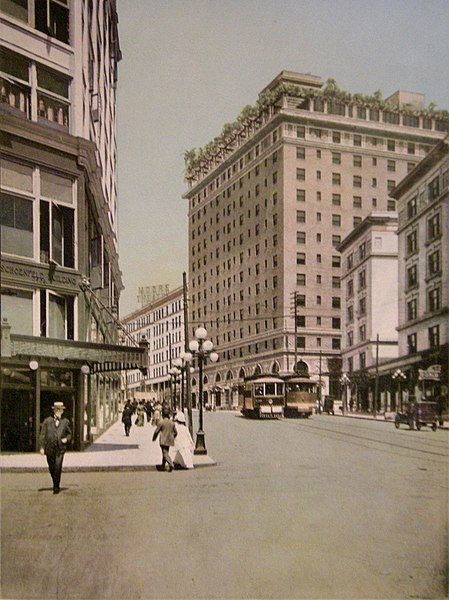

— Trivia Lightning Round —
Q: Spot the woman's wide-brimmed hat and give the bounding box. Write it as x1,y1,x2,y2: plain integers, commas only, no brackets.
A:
175,411,186,424
52,401,65,410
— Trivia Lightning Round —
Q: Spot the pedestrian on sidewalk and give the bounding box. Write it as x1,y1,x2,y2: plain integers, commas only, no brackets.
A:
135,401,146,427
122,400,133,436
144,400,153,422
39,401,72,494
151,402,162,426
152,406,177,472
171,411,194,469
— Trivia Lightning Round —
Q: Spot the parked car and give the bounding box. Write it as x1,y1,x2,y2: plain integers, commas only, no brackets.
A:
394,401,438,431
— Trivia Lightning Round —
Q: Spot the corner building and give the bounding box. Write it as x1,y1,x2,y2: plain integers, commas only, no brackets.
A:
184,71,449,402
1,1,145,452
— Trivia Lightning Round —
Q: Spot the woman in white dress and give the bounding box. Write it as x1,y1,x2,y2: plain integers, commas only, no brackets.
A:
171,411,194,469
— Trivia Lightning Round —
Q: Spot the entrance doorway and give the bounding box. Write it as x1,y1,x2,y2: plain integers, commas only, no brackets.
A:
1,388,34,452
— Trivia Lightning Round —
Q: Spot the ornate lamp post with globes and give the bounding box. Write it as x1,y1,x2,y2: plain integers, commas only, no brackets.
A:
392,369,406,412
340,372,350,415
189,327,218,455
169,366,181,412
173,352,193,412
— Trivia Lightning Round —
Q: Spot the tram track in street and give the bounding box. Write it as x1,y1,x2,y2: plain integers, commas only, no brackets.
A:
281,416,448,461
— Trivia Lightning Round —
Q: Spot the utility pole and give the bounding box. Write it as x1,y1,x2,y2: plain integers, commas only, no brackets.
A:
294,291,298,373
183,272,193,437
374,333,379,418
318,349,322,414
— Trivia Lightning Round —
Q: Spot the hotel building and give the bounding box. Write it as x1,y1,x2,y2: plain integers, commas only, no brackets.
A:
183,71,448,402
1,0,145,452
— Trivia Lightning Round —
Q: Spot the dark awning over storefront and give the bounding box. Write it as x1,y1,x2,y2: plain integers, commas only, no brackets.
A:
3,333,147,373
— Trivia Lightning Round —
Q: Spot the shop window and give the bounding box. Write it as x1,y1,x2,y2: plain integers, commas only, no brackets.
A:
0,193,33,257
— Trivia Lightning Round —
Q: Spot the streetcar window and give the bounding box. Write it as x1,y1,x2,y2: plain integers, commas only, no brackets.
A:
255,385,264,396
265,384,276,395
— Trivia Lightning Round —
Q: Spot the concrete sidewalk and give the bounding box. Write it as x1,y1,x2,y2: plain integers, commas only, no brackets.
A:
0,418,216,472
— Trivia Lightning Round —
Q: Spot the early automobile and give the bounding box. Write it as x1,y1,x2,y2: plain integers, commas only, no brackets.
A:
394,401,438,431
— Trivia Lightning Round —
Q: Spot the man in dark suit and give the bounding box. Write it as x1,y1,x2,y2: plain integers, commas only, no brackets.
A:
39,401,72,494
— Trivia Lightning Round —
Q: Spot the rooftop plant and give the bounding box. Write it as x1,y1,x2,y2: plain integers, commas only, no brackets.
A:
184,78,448,181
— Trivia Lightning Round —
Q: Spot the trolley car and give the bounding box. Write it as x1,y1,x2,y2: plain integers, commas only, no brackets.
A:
239,375,285,419
283,375,317,418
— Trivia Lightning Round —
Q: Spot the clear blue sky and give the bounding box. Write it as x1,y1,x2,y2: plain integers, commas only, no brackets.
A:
116,0,449,316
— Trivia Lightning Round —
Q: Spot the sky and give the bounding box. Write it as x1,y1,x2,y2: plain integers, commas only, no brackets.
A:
116,0,449,316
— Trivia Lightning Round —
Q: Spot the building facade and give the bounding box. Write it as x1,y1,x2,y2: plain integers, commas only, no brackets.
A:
183,71,449,401
0,0,145,452
121,287,185,405
387,135,449,403
339,212,399,411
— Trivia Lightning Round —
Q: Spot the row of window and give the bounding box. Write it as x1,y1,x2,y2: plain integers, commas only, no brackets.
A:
1,0,70,44
406,286,442,319
405,212,441,256
291,103,447,133
297,274,342,289
126,308,184,333
296,252,341,267
406,171,448,220
295,147,412,173
407,325,441,354
346,296,367,322
1,287,74,339
1,159,75,267
346,270,367,297
296,231,342,247
1,46,71,129
297,189,396,212
298,170,397,192
346,325,367,348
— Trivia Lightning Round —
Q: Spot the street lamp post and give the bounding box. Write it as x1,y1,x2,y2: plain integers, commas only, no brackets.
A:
173,352,193,412
340,372,350,415
188,327,218,455
392,369,406,412
169,367,181,413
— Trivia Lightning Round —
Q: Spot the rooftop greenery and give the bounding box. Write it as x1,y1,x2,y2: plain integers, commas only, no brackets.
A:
184,78,449,181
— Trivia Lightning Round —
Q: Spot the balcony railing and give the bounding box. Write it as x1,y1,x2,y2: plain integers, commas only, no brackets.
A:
1,78,30,117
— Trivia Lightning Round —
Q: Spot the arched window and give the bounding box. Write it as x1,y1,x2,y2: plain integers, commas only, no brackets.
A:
294,360,309,376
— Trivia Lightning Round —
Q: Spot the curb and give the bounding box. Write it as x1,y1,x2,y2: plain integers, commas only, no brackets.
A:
0,461,217,473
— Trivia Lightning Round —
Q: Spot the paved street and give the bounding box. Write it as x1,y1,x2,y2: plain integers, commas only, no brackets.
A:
2,412,447,599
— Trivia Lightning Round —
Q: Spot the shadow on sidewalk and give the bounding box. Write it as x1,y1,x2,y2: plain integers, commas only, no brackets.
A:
87,443,140,452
